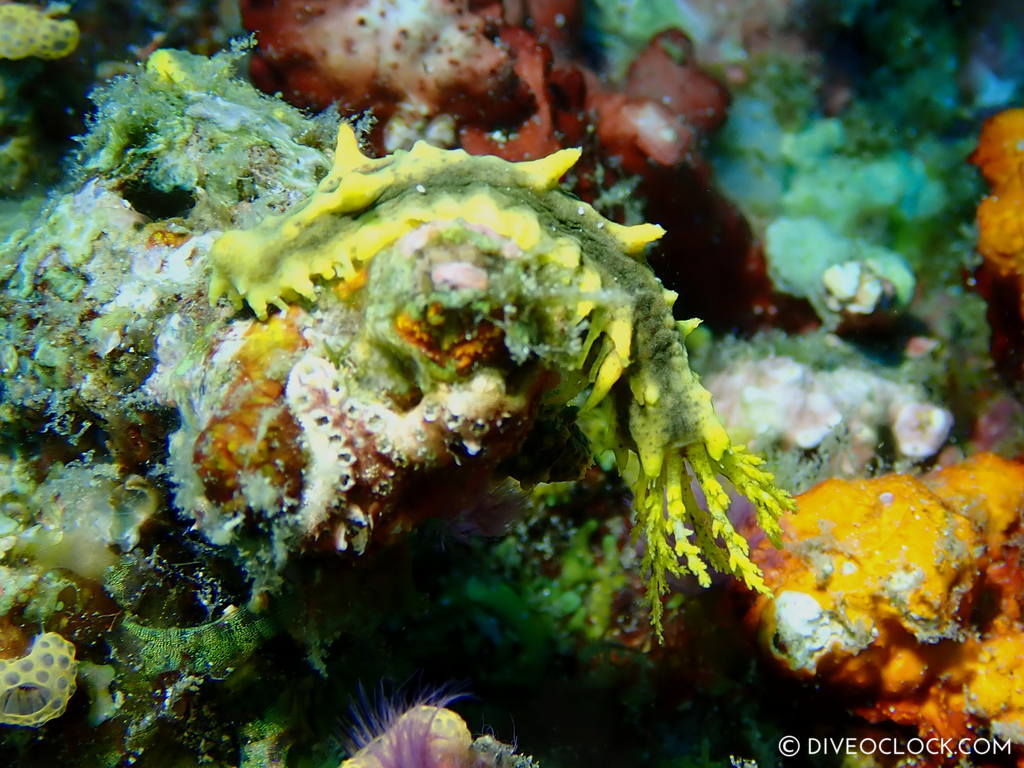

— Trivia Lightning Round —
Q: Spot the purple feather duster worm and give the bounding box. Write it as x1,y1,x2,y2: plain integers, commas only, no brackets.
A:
342,685,473,768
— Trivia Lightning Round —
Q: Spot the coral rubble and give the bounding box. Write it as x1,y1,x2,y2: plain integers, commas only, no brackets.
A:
707,355,953,469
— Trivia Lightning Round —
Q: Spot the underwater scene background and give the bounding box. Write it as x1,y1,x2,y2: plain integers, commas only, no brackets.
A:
2,0,1024,766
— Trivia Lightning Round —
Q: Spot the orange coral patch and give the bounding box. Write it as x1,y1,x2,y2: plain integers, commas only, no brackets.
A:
970,108,1024,381
923,451,1024,550
146,230,191,249
394,307,506,375
976,183,1024,276
969,108,1024,187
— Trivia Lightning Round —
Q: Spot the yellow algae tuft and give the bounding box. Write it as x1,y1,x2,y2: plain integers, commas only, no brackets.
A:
0,3,79,61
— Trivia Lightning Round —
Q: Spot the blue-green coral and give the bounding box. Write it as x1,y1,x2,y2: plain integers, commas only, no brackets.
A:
206,121,792,636
713,64,977,327
716,107,947,325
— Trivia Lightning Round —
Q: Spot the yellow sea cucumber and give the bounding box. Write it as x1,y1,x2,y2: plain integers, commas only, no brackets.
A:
209,123,792,637
210,123,660,319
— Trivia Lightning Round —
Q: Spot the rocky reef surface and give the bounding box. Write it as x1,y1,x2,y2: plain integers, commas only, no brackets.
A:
2,2,1024,768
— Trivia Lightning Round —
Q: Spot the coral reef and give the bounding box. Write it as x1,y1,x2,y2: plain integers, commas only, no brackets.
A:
750,453,1024,752
1,3,1024,767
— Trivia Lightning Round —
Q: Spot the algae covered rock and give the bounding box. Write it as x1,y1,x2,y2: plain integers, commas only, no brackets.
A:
0,48,336,444
79,45,337,221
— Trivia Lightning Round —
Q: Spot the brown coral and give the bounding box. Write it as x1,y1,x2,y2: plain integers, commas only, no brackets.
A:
243,0,528,150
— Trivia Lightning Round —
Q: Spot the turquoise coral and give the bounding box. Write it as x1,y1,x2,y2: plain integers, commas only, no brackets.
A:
713,93,960,328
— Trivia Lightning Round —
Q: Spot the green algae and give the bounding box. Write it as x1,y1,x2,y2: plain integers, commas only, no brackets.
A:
114,606,276,678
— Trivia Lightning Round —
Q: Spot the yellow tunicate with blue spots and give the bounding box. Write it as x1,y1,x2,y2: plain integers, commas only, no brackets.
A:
0,632,77,727
0,3,79,61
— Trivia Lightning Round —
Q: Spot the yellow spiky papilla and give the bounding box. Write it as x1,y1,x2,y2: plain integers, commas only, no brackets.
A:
209,122,792,638
210,123,596,319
